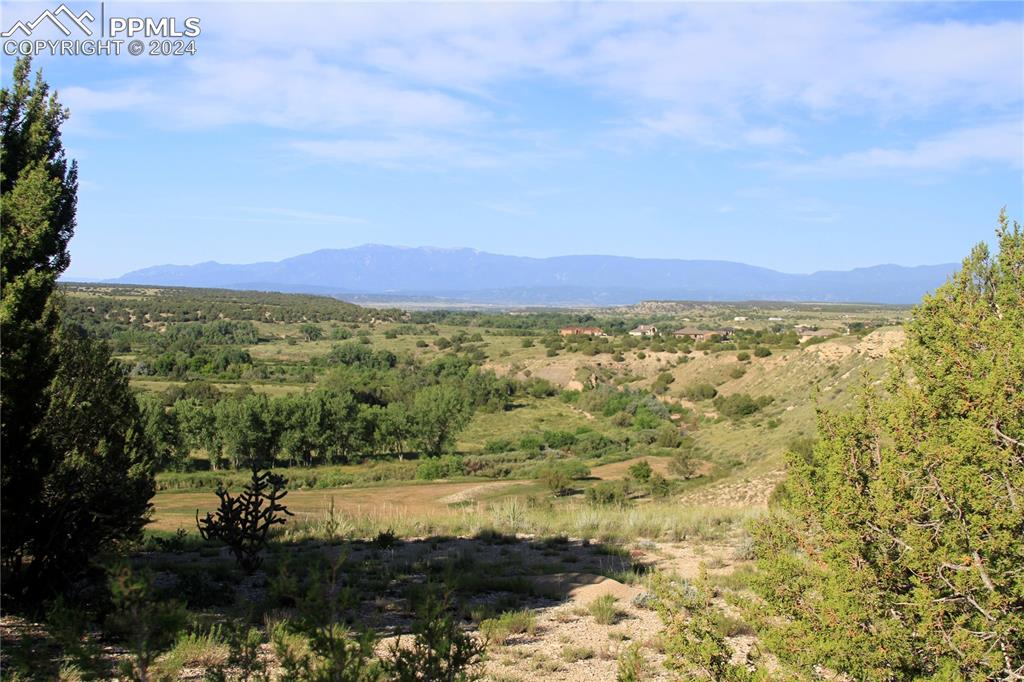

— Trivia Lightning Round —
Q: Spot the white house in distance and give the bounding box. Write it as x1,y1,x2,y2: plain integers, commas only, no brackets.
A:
629,324,658,337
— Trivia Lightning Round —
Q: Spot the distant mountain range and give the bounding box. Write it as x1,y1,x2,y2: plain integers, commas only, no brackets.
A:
109,245,959,305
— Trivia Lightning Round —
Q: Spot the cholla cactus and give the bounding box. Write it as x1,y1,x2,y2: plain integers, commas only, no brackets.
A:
197,467,293,572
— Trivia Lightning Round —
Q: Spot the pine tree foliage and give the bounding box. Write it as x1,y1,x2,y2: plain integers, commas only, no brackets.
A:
2,57,155,599
751,212,1023,680
1,55,78,591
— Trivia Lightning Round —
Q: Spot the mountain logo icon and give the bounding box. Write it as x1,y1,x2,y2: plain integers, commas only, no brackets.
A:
2,4,95,38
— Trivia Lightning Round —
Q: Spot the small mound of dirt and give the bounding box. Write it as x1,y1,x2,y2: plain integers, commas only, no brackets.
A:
530,572,642,603
856,328,905,359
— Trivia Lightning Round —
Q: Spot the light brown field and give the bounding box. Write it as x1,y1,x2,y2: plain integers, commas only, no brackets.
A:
151,479,521,532
589,455,673,480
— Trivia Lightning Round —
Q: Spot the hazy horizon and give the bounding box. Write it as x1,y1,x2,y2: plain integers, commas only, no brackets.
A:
63,241,965,283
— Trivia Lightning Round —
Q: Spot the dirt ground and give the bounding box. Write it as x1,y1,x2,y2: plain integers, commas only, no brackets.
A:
2,521,751,681
678,469,786,508
589,456,673,481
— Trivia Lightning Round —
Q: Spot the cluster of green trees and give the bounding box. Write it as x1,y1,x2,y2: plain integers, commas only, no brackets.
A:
712,392,773,419
139,351,526,470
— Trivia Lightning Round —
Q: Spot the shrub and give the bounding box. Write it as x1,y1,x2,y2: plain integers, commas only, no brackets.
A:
196,467,293,572
523,377,558,398
669,451,698,479
560,389,581,403
682,383,718,401
511,434,542,454
479,610,536,646
588,595,622,625
573,432,619,457
631,407,662,430
586,481,631,507
616,642,646,682
373,528,398,549
736,351,750,362
652,569,755,679
655,424,683,448
158,627,228,679
543,430,577,450
753,346,771,357
561,645,594,663
483,438,514,454
272,556,380,681
728,365,746,380
648,472,671,498
383,594,484,681
713,394,772,420
203,624,268,682
628,460,653,483
749,217,1024,680
416,455,466,481
538,460,590,496
105,564,188,682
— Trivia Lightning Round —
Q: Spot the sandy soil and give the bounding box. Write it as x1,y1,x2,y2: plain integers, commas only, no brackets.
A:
677,469,786,508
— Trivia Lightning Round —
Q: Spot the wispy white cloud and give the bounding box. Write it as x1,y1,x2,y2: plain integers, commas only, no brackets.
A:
51,3,1023,168
778,120,1023,175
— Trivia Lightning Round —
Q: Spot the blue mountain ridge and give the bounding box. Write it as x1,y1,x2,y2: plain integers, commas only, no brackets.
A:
109,244,958,305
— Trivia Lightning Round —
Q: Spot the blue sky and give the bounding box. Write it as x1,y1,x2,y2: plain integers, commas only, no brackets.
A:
3,1,1021,279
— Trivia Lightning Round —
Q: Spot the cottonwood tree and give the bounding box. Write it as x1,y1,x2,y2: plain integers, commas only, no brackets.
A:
751,213,1023,679
412,383,472,456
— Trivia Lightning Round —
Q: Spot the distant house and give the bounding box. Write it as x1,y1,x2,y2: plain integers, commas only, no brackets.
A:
559,326,604,337
733,316,748,322
795,325,839,341
673,327,731,342
768,317,784,322
628,324,658,337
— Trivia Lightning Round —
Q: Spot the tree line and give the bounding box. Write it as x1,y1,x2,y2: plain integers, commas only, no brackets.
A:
137,349,540,471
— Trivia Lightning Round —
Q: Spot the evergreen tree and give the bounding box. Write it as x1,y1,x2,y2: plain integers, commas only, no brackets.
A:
2,56,79,594
751,213,1023,679
1,57,155,599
